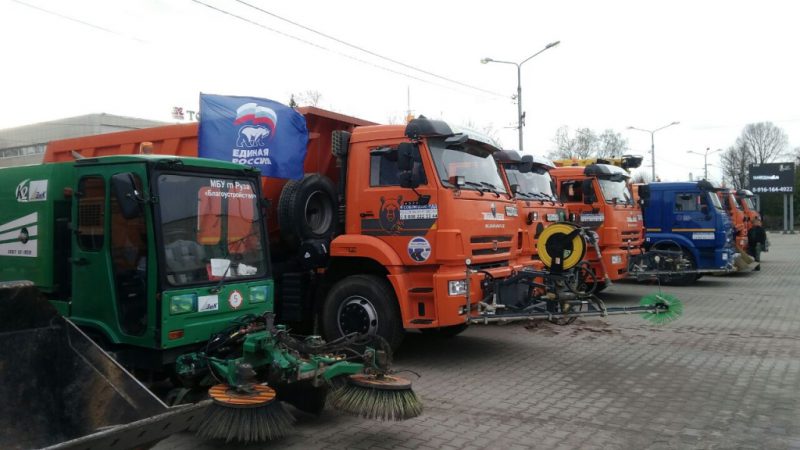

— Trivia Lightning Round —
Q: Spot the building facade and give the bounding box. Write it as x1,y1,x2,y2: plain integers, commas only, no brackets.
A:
0,113,167,168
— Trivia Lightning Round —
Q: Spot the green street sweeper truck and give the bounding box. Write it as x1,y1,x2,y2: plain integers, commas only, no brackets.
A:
0,154,421,446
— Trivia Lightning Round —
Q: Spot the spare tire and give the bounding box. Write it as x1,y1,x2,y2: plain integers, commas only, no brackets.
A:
278,174,338,248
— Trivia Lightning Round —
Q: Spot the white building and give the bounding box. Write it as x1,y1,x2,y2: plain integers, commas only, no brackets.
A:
0,113,167,168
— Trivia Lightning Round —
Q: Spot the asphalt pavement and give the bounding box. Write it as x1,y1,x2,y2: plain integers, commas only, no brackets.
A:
157,232,800,450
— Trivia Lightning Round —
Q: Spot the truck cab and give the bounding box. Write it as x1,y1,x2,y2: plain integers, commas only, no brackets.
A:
736,189,761,226
328,119,522,344
493,150,565,267
639,181,736,279
717,188,748,251
0,155,274,368
550,163,644,287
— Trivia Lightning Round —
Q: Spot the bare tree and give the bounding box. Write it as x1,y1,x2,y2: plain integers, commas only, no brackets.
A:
463,120,503,148
293,90,323,107
549,126,626,159
549,126,595,159
596,129,630,158
720,143,752,189
736,122,788,164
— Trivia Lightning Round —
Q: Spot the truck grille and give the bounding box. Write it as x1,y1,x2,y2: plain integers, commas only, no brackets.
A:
469,260,509,271
470,235,513,258
621,230,642,244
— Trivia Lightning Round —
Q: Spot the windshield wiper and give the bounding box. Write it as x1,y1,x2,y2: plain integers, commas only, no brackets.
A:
479,182,502,198
463,181,488,195
528,192,555,204
515,191,534,199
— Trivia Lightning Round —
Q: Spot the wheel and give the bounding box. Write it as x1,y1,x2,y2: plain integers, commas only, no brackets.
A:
420,323,469,338
321,275,404,351
278,174,338,248
657,246,698,286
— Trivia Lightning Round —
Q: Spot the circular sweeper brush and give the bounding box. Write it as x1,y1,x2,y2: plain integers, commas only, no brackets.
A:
329,374,423,421
640,292,684,325
196,384,294,443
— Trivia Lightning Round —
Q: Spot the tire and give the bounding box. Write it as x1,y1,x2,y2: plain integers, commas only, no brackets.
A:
321,275,404,351
278,174,337,248
420,323,469,338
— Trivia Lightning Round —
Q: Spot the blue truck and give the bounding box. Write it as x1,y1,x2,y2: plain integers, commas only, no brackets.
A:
637,180,737,284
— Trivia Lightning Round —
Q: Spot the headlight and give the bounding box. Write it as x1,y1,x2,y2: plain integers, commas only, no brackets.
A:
170,293,197,315
505,206,518,217
611,255,623,264
448,279,468,296
250,285,269,303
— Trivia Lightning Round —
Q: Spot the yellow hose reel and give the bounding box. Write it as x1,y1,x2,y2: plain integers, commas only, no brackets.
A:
536,222,586,271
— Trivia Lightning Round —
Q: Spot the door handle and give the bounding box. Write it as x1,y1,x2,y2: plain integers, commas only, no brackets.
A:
360,211,375,218
70,257,89,266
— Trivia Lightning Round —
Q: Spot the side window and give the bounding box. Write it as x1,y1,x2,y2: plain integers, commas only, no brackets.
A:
560,181,583,202
77,176,105,251
674,193,700,212
370,146,427,187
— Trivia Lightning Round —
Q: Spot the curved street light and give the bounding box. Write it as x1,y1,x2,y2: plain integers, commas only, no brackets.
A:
687,147,723,180
481,40,561,151
627,121,680,181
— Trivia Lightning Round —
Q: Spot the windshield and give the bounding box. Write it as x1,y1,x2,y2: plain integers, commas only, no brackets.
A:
708,191,723,210
730,194,743,210
428,137,507,194
156,173,267,286
505,167,556,200
597,178,633,205
744,197,756,210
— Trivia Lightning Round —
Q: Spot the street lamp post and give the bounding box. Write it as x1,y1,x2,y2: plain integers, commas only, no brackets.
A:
687,147,723,180
481,40,560,151
627,121,680,181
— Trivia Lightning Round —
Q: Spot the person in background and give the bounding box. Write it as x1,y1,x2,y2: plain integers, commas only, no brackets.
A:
747,219,767,269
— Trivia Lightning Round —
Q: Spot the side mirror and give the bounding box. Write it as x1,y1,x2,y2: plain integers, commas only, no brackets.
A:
111,173,143,219
397,142,417,171
510,183,519,195
397,142,421,189
581,179,595,204
399,171,420,189
701,205,709,215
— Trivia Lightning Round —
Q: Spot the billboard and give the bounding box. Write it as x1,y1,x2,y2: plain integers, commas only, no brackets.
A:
748,162,795,194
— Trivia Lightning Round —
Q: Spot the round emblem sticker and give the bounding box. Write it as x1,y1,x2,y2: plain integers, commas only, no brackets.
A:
228,290,243,309
407,237,431,262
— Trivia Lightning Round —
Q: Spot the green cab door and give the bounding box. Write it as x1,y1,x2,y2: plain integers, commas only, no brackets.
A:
70,163,156,348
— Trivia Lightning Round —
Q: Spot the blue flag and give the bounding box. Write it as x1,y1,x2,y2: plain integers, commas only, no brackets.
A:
198,93,308,180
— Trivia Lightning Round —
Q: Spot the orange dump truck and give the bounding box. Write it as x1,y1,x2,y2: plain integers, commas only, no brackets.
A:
550,160,645,290
493,150,566,267
46,108,533,347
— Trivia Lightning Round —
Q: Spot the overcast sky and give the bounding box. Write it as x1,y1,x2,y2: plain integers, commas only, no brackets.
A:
2,0,799,182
